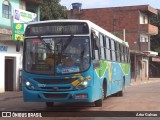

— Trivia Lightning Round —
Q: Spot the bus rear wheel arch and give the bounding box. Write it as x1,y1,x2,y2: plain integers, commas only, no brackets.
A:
117,77,125,97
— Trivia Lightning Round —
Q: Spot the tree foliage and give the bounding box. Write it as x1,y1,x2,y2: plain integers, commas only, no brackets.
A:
150,9,160,54
40,0,68,20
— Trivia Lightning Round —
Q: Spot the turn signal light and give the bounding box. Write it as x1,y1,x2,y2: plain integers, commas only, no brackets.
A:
75,94,88,99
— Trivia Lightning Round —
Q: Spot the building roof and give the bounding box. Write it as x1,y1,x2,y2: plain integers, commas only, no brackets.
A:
81,5,158,15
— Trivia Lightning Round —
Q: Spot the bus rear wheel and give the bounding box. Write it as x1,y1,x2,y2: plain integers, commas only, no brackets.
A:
95,99,102,107
117,80,125,96
46,102,54,108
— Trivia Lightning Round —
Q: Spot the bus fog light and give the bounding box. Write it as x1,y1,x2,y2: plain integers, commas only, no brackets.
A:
75,94,88,99
31,86,35,90
26,81,30,86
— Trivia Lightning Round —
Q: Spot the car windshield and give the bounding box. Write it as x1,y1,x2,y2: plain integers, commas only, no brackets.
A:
24,36,90,75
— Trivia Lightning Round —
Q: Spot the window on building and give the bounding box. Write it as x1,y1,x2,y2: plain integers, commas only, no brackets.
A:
2,0,11,19
139,13,148,24
140,34,149,42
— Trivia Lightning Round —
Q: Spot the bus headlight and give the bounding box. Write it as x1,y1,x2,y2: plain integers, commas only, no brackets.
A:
25,81,30,86
82,81,88,86
25,81,35,90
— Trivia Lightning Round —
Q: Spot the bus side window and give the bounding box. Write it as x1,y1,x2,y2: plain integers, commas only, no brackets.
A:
126,47,130,63
116,42,120,62
120,45,124,62
119,44,122,62
124,46,128,63
111,39,116,61
127,48,130,63
91,30,100,60
99,33,105,60
105,37,111,61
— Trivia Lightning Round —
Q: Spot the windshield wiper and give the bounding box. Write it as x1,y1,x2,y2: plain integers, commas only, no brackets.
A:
61,35,74,52
38,36,52,51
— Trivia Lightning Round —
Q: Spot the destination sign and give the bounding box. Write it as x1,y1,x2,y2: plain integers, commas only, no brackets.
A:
25,22,89,36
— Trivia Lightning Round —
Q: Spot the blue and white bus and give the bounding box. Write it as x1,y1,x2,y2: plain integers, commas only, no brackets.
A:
18,20,130,107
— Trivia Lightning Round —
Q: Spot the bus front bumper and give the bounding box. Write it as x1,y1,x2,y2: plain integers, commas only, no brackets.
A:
23,86,98,103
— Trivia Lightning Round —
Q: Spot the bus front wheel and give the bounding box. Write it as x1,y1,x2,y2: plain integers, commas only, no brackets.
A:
95,99,102,107
95,83,106,107
46,102,54,108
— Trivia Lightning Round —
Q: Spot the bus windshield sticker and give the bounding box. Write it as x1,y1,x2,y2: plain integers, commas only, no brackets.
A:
56,66,80,74
32,39,41,44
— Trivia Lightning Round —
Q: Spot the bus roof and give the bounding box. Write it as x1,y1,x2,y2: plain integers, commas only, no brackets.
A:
27,19,129,47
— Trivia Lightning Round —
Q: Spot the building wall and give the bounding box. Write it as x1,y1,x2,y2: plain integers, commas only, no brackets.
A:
19,0,26,10
0,42,23,92
0,0,40,28
71,5,157,52
0,55,5,92
0,0,40,93
70,5,158,80
0,0,19,28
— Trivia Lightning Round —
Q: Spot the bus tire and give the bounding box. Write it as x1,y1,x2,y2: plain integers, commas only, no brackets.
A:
95,82,106,107
95,99,102,107
103,79,107,99
117,80,125,97
46,102,54,108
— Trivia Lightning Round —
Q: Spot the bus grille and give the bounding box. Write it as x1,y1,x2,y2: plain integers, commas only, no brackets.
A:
34,78,76,84
44,93,68,99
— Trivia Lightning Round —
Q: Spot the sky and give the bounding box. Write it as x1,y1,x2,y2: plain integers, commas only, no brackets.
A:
60,0,160,10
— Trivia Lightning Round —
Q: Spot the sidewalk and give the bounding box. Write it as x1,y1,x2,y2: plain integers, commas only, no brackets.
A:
0,91,22,101
131,77,160,86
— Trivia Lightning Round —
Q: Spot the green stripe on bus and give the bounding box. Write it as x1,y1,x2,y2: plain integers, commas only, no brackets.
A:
95,61,108,78
120,63,130,75
95,61,130,78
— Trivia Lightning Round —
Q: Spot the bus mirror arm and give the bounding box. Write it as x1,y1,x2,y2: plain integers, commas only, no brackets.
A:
94,37,100,50
91,30,99,50
16,40,21,52
93,60,100,68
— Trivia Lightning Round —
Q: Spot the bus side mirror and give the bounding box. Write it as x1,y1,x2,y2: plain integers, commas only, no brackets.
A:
16,40,20,52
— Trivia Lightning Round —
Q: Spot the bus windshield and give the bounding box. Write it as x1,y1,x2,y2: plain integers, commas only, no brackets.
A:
24,36,90,75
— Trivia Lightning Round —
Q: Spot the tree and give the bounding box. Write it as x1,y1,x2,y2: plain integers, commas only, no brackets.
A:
150,9,160,55
40,0,68,20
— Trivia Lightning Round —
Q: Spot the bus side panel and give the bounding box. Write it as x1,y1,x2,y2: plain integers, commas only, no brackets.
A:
120,63,131,87
93,61,131,98
111,62,123,94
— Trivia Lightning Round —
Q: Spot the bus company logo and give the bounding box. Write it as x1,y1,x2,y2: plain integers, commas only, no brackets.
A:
53,87,58,91
2,112,11,117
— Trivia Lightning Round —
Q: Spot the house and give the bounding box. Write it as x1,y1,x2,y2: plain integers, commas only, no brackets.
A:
0,0,41,92
70,5,158,81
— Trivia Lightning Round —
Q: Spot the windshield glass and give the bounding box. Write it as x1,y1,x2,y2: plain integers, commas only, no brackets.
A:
24,36,90,75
